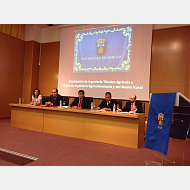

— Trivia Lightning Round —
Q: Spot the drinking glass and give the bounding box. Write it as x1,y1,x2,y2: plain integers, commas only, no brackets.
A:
19,97,21,104
93,103,95,110
117,104,120,111
133,105,138,114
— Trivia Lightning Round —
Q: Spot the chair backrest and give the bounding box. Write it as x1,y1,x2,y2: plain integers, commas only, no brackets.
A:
86,97,93,104
42,96,50,105
62,96,69,106
115,100,122,109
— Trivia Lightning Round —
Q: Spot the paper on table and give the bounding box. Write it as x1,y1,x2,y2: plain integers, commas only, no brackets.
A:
57,106,68,108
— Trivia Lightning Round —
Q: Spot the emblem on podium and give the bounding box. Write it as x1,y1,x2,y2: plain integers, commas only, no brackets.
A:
96,37,106,54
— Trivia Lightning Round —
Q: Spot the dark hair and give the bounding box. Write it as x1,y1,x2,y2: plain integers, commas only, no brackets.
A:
78,90,84,95
105,92,111,98
53,88,58,93
33,89,40,98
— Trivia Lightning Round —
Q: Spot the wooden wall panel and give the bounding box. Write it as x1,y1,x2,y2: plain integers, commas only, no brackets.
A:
22,82,32,104
30,41,40,101
0,81,4,117
22,41,40,104
0,32,25,118
150,85,189,96
23,41,33,83
38,83,58,97
0,33,6,81
31,41,40,85
93,99,102,109
3,81,23,117
4,37,24,83
22,41,33,104
150,26,190,98
38,42,60,96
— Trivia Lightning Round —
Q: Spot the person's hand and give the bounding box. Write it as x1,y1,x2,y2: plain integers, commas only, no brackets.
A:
102,108,109,111
117,109,122,112
30,102,33,105
73,106,77,109
96,107,100,110
45,102,51,106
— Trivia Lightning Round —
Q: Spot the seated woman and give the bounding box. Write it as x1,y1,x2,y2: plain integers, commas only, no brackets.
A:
30,89,42,105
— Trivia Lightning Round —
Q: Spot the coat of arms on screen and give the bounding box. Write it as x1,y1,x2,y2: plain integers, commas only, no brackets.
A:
96,37,106,54
158,112,164,129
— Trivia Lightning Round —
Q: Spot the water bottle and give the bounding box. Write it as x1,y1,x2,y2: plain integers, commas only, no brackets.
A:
113,103,115,113
133,105,136,115
60,100,62,108
91,102,93,111
19,97,21,104
34,98,36,106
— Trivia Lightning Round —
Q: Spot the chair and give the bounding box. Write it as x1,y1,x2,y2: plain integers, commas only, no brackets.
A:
142,102,145,113
70,96,93,108
85,97,93,109
86,97,93,104
42,96,50,105
62,96,69,106
115,100,122,109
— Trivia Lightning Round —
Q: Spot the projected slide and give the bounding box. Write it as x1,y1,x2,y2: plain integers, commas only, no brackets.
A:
73,25,133,73
58,24,153,101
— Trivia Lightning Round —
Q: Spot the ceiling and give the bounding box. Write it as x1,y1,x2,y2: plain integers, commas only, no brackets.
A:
34,24,190,30
34,24,81,29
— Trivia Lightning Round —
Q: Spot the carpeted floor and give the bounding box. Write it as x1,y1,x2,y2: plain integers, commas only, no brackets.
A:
0,119,190,166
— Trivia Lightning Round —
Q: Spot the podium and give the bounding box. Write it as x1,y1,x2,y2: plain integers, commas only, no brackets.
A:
144,92,190,166
170,92,190,139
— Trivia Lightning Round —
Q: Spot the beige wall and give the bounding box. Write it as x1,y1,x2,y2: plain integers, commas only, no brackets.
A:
41,26,60,43
24,24,42,43
25,24,60,43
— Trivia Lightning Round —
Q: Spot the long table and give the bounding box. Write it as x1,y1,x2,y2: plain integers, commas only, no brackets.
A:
9,104,145,149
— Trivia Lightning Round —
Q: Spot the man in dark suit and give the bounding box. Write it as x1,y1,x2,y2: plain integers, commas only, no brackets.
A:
96,92,115,111
121,94,143,113
45,88,62,106
70,90,90,109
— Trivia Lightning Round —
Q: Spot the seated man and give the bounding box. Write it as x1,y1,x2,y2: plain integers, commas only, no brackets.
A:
121,94,143,113
45,88,62,106
96,92,115,111
70,90,90,109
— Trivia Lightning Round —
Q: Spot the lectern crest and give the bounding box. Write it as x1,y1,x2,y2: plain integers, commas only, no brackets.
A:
158,112,164,127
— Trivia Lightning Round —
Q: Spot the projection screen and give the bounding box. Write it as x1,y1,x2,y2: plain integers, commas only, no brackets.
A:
58,24,153,101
